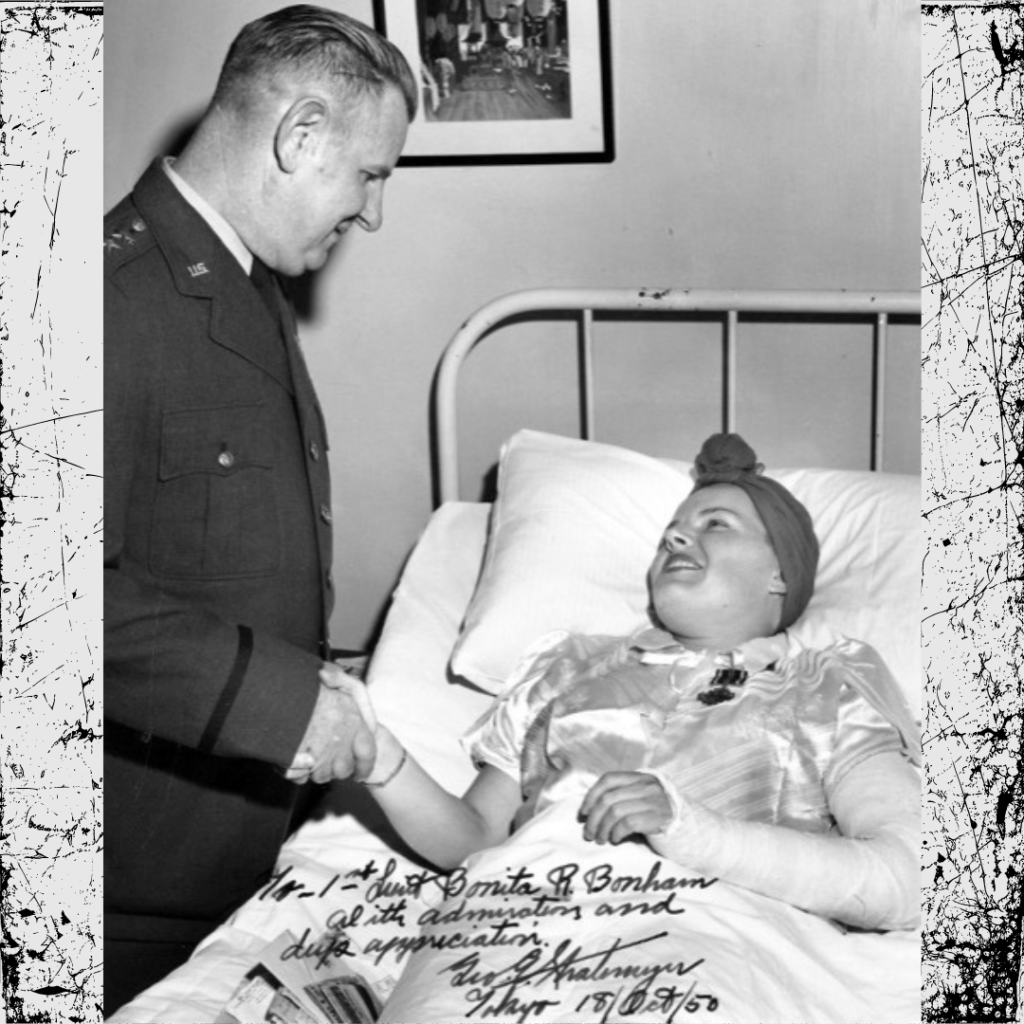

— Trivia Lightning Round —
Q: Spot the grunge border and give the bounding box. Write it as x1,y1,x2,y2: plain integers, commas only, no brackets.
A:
922,4,1024,1020
0,4,103,1021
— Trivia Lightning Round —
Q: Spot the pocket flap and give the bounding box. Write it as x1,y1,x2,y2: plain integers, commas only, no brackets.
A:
159,404,274,480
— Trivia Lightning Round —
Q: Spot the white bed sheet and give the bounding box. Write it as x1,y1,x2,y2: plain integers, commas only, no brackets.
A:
381,799,920,1024
109,502,920,1023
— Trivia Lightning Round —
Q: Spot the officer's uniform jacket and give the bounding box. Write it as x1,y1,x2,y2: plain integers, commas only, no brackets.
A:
105,160,335,945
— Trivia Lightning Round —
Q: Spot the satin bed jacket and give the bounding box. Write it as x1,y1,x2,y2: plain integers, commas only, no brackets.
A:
104,161,335,943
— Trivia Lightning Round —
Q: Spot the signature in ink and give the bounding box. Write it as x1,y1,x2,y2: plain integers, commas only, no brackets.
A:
443,930,709,1021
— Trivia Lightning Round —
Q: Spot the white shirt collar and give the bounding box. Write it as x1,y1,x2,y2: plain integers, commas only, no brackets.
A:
162,157,253,274
631,625,791,674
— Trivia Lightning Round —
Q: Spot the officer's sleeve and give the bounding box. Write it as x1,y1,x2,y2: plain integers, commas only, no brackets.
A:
104,569,322,767
103,275,321,769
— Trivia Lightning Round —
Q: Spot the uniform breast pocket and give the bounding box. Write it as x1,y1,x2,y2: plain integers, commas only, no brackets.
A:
150,404,281,579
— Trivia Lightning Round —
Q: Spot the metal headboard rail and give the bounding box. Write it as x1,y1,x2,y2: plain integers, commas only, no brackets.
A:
435,287,921,504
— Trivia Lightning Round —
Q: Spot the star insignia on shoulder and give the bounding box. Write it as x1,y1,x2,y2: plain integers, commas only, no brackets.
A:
104,217,148,255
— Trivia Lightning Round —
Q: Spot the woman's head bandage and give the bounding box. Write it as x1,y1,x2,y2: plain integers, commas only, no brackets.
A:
692,433,819,631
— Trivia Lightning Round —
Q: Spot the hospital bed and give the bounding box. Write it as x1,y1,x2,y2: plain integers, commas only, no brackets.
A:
109,287,923,1024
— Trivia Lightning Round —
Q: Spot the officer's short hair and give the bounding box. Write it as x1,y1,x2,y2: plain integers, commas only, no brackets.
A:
213,4,418,122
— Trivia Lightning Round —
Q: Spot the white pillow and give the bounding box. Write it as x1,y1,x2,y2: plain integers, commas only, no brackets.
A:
449,430,922,716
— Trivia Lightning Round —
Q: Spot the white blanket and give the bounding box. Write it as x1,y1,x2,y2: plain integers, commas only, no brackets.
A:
378,800,919,1024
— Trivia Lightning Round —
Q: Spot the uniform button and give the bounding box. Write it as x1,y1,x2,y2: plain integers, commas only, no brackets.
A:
325,570,334,590
218,450,235,469
309,441,320,461
131,218,147,233
320,503,332,525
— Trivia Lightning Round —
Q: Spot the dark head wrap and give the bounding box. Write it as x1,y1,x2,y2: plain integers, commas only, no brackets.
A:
693,433,819,630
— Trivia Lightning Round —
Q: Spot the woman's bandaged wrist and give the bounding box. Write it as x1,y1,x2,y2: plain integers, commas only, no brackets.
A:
643,769,689,837
647,785,919,931
647,781,736,872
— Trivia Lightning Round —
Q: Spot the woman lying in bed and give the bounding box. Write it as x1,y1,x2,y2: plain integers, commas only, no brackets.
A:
325,432,920,934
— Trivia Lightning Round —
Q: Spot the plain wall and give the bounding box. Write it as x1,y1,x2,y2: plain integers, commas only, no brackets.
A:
106,0,921,650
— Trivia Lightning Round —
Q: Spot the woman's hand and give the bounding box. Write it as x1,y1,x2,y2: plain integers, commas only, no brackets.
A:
580,771,674,845
283,662,381,784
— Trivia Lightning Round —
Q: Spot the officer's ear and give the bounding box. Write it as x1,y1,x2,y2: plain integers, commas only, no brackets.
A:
275,95,329,173
768,570,787,596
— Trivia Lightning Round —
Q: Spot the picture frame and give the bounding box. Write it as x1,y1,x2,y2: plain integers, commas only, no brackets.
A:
372,0,614,166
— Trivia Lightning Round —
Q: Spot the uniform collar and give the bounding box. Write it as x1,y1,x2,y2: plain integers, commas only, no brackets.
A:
162,157,253,275
125,160,296,395
130,159,241,299
630,625,788,675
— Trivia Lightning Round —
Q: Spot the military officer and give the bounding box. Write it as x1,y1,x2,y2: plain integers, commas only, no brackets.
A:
103,6,416,1013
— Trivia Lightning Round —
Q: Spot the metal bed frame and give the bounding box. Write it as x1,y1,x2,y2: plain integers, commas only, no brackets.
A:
434,287,921,503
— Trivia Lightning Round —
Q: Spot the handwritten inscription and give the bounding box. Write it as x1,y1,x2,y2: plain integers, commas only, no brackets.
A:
547,860,719,898
262,856,719,1020
439,933,714,1023
281,927,354,971
575,981,719,1023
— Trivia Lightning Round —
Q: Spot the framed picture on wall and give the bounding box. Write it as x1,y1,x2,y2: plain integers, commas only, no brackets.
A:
372,0,613,165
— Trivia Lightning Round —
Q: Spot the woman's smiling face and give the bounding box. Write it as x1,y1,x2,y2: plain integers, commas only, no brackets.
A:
648,483,787,649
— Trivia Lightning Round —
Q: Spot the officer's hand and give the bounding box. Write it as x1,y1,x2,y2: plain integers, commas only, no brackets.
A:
285,665,377,784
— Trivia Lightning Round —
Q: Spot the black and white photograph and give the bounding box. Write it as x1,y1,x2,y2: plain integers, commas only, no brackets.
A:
411,0,578,123
98,3,923,1021
373,0,614,164
17,2,1024,1022
35,0,1024,1021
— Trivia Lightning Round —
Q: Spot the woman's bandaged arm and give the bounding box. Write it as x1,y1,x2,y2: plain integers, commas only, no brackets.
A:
648,751,920,931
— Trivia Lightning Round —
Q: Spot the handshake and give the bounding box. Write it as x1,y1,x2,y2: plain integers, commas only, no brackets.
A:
284,663,402,786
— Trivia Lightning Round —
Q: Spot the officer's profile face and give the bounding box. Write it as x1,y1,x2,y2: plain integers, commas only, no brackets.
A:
273,85,408,275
